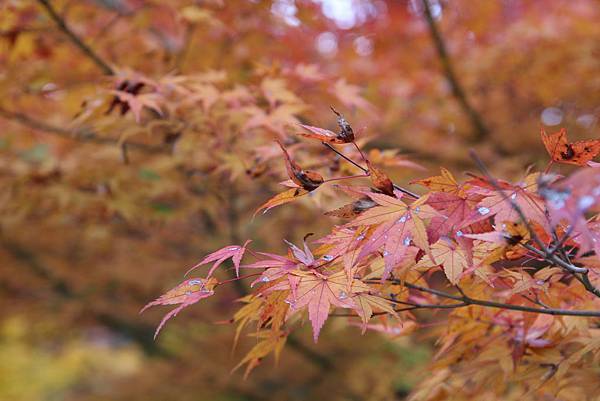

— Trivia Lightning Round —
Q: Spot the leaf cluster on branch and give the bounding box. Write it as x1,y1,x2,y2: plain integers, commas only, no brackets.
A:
144,110,600,387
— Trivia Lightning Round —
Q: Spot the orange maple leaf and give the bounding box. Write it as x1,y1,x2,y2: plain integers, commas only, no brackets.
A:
541,127,600,166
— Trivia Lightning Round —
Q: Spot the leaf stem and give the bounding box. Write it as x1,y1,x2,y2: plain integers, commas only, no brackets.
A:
321,142,368,173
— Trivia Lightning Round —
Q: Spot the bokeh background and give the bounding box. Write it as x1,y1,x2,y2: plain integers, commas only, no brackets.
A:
1,0,598,400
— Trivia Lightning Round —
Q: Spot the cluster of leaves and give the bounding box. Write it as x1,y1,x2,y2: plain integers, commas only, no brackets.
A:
146,106,600,397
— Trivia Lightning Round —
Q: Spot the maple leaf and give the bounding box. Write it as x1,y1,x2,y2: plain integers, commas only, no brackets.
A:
184,241,250,277
426,191,487,242
253,187,310,217
541,127,600,166
243,239,320,289
330,78,376,116
462,179,547,229
464,221,531,262
108,89,163,123
367,160,395,196
418,238,469,285
411,167,461,195
283,271,371,342
541,128,600,166
233,330,287,379
313,226,366,262
324,197,377,219
141,277,218,339
298,124,341,143
352,293,398,327
347,193,439,277
245,255,299,291
283,236,315,266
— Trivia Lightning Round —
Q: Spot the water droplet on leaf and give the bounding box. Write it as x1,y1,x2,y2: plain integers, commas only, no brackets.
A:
478,207,490,215
578,195,595,211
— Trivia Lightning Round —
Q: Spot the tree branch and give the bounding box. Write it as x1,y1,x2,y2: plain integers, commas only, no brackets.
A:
36,0,115,75
367,279,600,318
0,106,167,154
0,235,170,356
321,141,419,199
421,0,489,142
470,150,600,299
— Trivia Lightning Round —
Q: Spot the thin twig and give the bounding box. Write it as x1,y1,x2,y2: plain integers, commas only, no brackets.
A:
321,141,419,199
368,279,600,318
392,184,420,199
520,243,587,274
36,0,115,75
323,174,370,183
421,0,489,142
322,142,368,173
548,225,575,258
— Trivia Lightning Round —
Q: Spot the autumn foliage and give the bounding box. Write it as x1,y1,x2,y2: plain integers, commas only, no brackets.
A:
2,1,600,400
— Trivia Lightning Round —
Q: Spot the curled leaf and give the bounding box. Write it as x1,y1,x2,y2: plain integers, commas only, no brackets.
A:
366,160,394,196
325,198,377,219
276,140,323,191
297,107,355,144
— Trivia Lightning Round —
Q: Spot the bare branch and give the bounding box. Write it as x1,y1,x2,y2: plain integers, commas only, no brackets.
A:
322,142,368,173
321,141,420,199
366,279,600,318
421,0,489,142
36,0,115,75
0,106,167,154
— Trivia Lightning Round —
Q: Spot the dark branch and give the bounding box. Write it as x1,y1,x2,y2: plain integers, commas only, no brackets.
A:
367,279,600,318
36,0,115,75
1,236,169,356
322,142,368,173
0,107,167,154
321,141,419,199
421,0,489,142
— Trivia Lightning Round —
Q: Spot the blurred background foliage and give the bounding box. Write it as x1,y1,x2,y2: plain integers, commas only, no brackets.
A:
0,0,598,400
